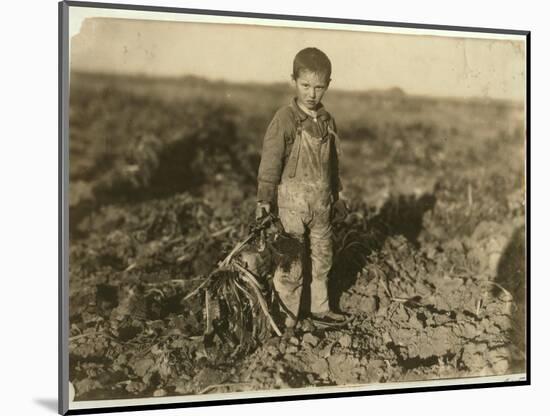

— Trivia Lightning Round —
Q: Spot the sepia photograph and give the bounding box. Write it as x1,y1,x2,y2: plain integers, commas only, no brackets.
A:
59,1,529,413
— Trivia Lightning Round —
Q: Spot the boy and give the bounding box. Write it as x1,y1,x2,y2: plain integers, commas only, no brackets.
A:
256,47,346,328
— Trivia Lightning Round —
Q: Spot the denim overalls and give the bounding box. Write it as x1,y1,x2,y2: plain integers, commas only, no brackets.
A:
274,116,341,320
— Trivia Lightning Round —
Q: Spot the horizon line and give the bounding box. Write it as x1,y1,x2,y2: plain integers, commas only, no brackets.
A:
70,69,524,105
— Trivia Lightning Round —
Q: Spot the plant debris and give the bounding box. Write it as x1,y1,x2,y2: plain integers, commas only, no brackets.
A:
68,73,526,401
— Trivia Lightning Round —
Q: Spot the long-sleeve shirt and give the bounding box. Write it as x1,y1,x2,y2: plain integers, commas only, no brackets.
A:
257,97,343,203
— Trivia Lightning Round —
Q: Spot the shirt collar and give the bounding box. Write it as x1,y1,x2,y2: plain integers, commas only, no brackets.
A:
290,97,330,122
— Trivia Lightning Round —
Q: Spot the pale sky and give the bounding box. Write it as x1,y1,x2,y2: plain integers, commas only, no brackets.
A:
69,8,526,100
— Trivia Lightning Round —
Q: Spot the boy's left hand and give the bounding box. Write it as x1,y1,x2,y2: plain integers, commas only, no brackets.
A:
255,201,271,221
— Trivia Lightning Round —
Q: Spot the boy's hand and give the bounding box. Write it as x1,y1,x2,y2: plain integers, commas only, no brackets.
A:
256,201,271,221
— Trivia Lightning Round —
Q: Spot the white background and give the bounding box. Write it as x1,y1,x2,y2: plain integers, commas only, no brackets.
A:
1,0,545,415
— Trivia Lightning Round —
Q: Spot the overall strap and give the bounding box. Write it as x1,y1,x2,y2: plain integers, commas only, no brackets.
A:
327,124,342,157
284,116,303,179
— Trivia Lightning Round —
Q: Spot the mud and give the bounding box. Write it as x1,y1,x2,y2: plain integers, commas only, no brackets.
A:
68,73,526,401
271,233,304,273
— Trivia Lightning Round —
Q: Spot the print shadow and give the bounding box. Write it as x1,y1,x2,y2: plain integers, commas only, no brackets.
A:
33,398,57,413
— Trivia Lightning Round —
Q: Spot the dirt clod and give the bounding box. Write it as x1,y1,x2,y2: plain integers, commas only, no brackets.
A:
338,334,352,349
302,333,320,348
68,73,526,401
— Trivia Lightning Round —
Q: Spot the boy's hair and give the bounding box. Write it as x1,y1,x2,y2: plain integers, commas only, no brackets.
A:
292,47,332,82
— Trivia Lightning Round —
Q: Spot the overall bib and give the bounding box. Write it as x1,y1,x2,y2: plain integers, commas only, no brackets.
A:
274,120,340,319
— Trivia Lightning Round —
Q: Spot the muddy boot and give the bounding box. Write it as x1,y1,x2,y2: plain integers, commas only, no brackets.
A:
310,310,347,325
273,302,298,331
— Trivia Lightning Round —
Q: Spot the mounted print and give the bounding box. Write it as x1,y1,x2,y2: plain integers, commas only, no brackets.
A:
59,1,530,414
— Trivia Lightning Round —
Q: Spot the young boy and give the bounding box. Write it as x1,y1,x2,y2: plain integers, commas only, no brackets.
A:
256,47,346,328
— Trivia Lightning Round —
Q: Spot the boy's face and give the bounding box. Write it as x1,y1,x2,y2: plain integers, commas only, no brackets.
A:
292,70,330,111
